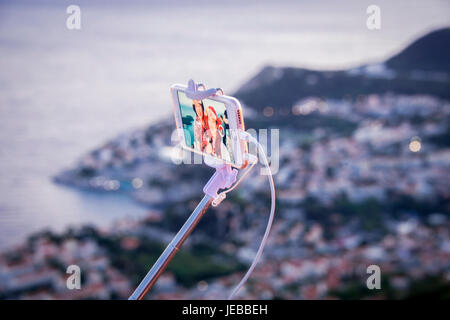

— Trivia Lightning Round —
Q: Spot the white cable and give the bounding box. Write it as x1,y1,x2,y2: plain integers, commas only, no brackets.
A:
227,136,276,300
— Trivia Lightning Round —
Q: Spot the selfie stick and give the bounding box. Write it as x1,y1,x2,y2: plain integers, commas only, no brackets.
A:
130,80,276,300
129,82,238,300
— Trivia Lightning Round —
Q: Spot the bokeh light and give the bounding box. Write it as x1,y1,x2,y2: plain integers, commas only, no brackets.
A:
132,177,143,189
263,106,274,117
409,137,421,152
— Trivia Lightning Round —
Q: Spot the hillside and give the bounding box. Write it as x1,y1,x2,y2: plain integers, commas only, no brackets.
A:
235,28,450,111
386,28,450,73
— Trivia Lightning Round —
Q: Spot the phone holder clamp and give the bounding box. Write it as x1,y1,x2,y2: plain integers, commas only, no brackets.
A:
204,164,238,205
185,79,223,100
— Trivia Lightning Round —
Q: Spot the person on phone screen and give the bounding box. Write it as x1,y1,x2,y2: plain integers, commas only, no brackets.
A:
192,100,207,151
219,111,231,148
205,106,231,162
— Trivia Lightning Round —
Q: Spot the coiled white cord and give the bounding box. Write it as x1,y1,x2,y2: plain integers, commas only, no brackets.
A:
223,133,276,300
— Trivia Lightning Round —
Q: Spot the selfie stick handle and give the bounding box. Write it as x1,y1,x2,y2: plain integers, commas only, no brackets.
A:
128,194,213,300
129,164,237,300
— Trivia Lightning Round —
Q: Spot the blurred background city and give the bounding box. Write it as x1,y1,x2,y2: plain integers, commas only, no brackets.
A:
0,0,449,299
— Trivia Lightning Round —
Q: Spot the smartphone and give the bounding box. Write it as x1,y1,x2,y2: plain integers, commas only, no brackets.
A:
170,84,248,169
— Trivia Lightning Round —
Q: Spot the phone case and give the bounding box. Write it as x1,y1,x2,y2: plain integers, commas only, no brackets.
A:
170,84,248,169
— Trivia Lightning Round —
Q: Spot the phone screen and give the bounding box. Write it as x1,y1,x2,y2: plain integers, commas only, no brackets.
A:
176,90,234,163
